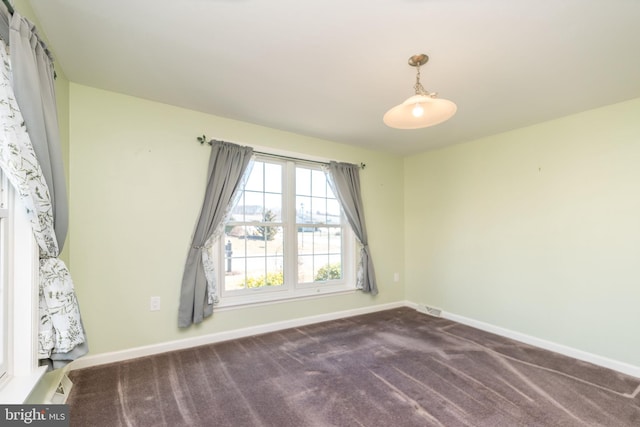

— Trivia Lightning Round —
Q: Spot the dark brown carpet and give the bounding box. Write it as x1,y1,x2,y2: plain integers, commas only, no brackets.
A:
67,307,640,426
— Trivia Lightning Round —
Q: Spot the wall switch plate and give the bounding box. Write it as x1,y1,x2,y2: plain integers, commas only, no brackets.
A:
150,296,161,311
393,272,400,282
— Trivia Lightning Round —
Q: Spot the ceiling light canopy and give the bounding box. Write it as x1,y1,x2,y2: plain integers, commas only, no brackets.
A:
383,54,457,129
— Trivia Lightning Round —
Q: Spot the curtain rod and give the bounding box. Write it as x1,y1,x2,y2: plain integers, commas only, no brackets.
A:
2,0,13,15
197,135,366,169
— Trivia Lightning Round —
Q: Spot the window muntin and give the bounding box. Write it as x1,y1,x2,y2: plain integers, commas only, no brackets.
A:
217,156,354,305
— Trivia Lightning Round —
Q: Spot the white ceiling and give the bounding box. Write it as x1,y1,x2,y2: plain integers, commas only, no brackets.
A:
27,0,640,156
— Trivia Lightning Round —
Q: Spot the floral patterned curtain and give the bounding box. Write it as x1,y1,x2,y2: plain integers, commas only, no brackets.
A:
0,38,85,365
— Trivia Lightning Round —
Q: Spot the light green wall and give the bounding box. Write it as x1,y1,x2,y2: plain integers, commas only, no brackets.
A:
68,84,405,355
405,97,640,366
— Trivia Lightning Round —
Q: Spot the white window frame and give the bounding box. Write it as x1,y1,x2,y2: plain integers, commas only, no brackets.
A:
0,172,8,380
214,156,356,308
0,171,45,403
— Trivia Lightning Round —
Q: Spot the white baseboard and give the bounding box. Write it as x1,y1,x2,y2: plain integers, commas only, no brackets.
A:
68,301,406,371
406,301,640,379
68,300,640,380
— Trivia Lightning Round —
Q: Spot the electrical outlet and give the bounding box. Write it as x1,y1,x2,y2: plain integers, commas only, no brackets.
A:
150,296,161,311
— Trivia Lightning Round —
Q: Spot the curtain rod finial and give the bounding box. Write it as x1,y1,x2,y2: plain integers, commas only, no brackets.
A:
197,134,211,145
360,163,366,169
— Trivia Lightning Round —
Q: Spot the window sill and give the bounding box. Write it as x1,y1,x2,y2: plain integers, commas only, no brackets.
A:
216,287,357,311
0,366,47,404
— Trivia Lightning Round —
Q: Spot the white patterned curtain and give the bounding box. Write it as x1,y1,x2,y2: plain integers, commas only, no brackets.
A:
0,38,85,365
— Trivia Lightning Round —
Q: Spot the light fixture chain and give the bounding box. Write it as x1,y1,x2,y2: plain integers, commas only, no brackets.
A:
413,65,427,96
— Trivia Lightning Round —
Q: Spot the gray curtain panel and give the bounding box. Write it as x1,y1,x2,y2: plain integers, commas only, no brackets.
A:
0,9,87,368
327,161,378,295
9,12,68,250
179,140,254,327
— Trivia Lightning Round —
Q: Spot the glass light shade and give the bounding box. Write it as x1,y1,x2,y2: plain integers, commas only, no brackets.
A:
383,94,457,129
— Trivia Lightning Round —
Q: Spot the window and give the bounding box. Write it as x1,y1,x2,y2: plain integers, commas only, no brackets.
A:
0,169,43,402
214,157,355,306
0,171,8,381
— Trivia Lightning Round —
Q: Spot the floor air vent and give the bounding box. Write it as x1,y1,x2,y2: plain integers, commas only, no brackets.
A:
417,304,442,317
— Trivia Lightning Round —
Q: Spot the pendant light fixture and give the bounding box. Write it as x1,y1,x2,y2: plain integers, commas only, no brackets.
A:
383,53,457,129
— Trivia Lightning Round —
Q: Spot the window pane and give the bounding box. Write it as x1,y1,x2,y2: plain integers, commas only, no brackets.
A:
313,229,326,254
297,229,314,255
230,192,244,221
244,255,266,288
243,191,264,221
311,169,326,197
313,254,330,281
327,254,343,280
246,252,284,289
245,162,264,192
224,257,246,290
297,255,313,283
265,255,284,287
264,194,282,222
297,196,311,224
311,196,327,224
328,227,342,254
264,227,283,257
326,184,336,199
224,233,246,257
223,232,247,290
327,199,341,224
264,163,282,193
296,167,311,196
